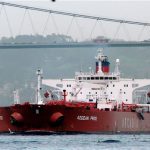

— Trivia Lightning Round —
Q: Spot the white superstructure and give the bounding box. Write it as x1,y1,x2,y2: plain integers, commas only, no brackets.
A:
42,49,150,105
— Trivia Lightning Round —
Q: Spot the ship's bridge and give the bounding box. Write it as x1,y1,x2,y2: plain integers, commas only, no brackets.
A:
75,48,121,84
75,71,120,84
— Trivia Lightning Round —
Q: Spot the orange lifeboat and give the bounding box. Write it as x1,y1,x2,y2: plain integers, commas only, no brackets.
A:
50,112,64,125
10,112,24,125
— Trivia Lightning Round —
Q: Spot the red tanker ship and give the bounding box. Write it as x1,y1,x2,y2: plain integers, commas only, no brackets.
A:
0,49,150,134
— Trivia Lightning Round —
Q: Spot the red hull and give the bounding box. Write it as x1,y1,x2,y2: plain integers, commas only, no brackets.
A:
0,101,150,134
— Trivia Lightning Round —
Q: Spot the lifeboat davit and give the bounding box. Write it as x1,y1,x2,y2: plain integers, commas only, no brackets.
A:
10,112,24,125
50,112,64,125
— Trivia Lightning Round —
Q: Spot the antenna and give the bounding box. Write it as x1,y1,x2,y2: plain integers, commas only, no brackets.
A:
36,69,43,104
13,89,20,104
114,59,120,76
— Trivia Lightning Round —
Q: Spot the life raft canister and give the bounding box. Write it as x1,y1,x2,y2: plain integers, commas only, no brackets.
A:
10,112,24,125
50,112,64,125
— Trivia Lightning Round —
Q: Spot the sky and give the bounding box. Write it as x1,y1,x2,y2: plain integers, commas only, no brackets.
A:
1,0,150,41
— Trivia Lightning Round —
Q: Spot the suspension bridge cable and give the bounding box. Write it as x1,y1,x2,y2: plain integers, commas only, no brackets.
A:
113,23,122,41
0,5,3,29
0,1,150,27
3,5,13,37
66,16,74,35
50,13,60,35
18,9,27,35
27,9,36,35
42,12,50,35
0,5,3,18
137,25,146,41
98,20,108,38
147,26,150,40
122,24,131,41
75,18,84,40
89,19,98,40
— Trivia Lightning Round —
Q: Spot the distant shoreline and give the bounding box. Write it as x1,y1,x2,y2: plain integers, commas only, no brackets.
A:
0,42,150,49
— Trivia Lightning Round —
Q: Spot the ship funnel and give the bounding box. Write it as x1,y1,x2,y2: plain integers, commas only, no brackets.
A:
95,49,109,74
102,58,110,74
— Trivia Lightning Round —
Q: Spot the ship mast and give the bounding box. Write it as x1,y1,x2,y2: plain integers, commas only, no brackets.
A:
114,59,120,76
36,69,43,104
13,89,20,104
95,49,104,74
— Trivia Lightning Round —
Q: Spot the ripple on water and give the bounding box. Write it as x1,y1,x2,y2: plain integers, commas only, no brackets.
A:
0,134,149,150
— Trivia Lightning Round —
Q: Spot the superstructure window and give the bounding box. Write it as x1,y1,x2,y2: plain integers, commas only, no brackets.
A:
105,77,108,80
95,77,99,80
124,84,128,87
91,77,94,80
83,77,86,80
67,84,71,87
109,77,113,80
113,77,117,80
87,77,90,80
100,77,103,80
78,77,82,80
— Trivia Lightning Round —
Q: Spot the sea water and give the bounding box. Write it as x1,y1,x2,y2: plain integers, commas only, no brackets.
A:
0,134,150,150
